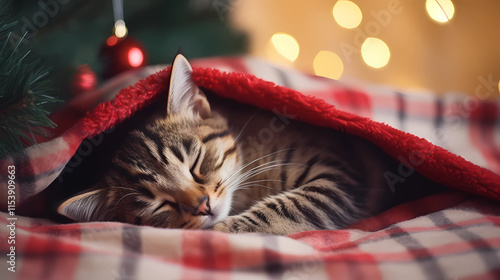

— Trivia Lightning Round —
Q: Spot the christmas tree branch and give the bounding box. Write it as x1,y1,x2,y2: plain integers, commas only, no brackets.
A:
0,3,61,159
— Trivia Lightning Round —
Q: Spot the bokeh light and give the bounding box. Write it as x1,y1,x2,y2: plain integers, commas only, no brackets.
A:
128,47,144,67
313,51,344,80
271,33,300,62
426,0,455,23
332,1,363,29
114,20,128,38
361,37,391,69
106,36,119,47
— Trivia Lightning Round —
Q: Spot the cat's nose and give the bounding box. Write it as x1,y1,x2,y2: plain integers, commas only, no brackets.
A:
194,196,212,216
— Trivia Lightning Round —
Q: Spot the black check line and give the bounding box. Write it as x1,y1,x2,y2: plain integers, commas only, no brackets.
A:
429,211,500,272
395,92,406,132
118,226,142,280
390,225,446,279
263,235,285,280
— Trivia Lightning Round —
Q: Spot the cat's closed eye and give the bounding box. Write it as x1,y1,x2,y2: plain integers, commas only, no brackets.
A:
189,148,204,183
153,200,178,213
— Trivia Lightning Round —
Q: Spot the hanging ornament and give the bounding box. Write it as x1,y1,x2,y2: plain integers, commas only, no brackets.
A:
99,0,149,79
99,35,149,79
70,64,97,96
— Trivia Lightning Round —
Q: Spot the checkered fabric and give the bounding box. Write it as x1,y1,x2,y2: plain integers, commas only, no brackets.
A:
1,192,499,280
0,57,499,279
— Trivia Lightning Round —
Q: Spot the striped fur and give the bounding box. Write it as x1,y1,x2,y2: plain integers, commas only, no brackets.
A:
57,55,418,235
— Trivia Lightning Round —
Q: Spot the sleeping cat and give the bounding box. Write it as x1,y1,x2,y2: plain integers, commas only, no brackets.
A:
57,54,443,235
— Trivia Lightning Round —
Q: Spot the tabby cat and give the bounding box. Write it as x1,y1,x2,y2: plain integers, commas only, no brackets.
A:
57,54,441,235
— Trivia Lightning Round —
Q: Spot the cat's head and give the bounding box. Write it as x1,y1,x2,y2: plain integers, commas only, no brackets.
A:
58,55,241,229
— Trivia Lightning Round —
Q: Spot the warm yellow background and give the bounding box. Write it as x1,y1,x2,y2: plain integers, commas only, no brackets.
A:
230,0,500,98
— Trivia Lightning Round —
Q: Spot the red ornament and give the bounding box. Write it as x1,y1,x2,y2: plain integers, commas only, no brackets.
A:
71,64,97,96
99,35,149,79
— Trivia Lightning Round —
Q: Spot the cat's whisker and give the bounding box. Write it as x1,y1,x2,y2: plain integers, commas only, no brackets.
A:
243,162,303,176
220,149,295,185
232,113,257,143
232,186,253,192
236,160,285,178
224,159,288,185
113,192,141,210
226,162,303,190
238,178,286,185
237,179,284,187
230,170,277,187
236,183,275,192
221,159,274,186
110,186,138,193
231,193,248,199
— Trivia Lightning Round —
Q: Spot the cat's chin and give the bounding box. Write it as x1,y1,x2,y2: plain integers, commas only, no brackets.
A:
200,213,227,229
200,200,232,229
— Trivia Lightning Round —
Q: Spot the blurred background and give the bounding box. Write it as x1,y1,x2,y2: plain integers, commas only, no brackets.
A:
7,0,500,102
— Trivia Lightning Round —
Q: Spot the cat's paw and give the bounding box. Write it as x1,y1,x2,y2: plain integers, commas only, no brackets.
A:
211,216,257,233
212,221,232,233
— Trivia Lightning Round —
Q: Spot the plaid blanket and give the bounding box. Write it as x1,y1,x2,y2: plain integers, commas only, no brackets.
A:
1,57,499,279
1,192,499,280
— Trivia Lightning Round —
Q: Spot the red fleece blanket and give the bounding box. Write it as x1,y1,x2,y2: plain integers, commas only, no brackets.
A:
0,57,499,279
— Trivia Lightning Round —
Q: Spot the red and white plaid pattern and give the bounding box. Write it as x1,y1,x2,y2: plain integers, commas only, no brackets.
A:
0,57,499,279
1,193,499,279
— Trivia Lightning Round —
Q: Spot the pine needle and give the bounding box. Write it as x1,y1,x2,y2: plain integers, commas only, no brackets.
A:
0,3,61,159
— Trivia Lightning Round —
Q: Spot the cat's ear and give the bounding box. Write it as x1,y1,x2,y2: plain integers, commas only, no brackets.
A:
57,190,108,222
166,54,211,118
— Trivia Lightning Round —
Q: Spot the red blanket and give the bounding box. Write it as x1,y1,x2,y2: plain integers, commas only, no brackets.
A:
1,57,499,279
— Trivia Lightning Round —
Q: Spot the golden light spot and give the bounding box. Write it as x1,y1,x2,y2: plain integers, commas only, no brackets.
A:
425,0,455,23
271,33,300,62
313,51,344,80
332,1,363,29
361,37,391,69
114,20,128,38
